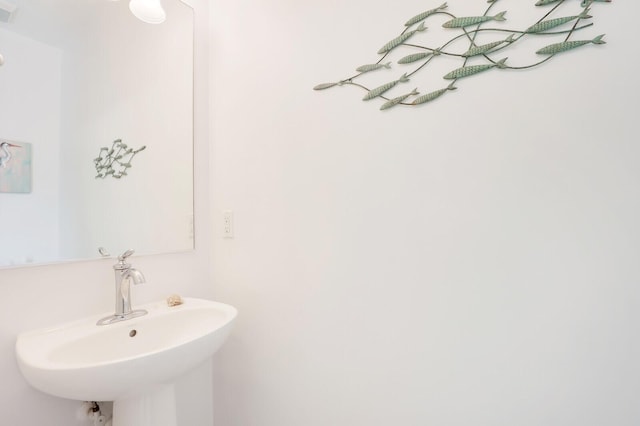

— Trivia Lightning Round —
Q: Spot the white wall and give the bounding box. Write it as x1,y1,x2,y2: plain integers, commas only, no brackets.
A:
0,29,61,265
210,1,639,425
0,1,212,424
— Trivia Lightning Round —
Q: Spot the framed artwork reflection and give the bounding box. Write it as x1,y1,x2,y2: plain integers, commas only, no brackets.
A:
0,140,32,194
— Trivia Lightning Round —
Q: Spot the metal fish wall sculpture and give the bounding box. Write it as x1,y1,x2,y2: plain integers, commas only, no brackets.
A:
94,139,146,179
313,0,611,111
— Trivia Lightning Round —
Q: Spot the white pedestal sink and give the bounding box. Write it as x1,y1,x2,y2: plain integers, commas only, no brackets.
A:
15,298,237,426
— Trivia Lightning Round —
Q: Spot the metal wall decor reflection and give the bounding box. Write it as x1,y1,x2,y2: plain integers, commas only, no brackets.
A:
314,0,611,110
94,139,146,179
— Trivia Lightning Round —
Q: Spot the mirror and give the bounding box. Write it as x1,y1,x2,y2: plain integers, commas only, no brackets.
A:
0,0,194,267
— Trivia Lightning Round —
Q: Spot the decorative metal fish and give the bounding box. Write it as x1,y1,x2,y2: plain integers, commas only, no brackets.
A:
526,9,591,33
536,33,605,54
411,83,457,105
378,22,427,54
462,34,514,57
442,11,506,28
404,3,448,27
443,57,508,80
356,62,392,73
363,73,410,100
313,82,339,90
380,88,420,110
581,0,611,5
535,0,562,6
312,1,611,111
536,0,608,5
398,50,439,64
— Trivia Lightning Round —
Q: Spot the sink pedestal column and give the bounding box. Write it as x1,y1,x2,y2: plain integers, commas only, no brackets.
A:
113,384,177,426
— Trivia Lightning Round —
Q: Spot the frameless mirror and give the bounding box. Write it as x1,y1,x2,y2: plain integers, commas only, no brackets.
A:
0,0,194,267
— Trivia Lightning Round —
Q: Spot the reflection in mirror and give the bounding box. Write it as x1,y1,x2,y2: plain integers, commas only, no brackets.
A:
0,0,194,267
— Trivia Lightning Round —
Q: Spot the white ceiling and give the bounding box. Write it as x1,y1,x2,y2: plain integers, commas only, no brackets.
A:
0,0,108,48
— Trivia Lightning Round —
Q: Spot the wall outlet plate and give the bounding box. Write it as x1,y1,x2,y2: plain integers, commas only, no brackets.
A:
223,210,233,238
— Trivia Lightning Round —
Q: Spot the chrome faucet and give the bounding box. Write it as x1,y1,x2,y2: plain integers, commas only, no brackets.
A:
97,249,148,326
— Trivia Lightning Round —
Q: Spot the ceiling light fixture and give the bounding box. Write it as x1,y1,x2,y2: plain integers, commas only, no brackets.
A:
128,0,166,24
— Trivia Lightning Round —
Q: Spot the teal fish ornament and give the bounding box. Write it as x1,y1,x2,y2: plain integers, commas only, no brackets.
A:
536,0,608,5
380,88,420,110
442,11,506,28
313,1,612,110
536,34,605,54
581,0,611,5
363,73,410,100
356,62,392,73
462,34,514,57
378,22,427,54
443,57,508,80
411,83,457,105
526,9,591,33
405,3,448,27
313,82,340,90
398,50,439,64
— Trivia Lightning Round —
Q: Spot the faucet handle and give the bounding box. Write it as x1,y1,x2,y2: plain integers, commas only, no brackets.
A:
118,249,135,262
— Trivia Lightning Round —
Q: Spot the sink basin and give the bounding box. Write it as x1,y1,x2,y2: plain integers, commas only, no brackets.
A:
16,297,236,424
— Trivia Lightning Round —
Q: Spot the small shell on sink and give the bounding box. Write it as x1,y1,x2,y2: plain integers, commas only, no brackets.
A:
167,294,184,307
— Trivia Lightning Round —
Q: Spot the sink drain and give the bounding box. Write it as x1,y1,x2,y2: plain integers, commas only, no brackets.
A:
129,330,137,337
